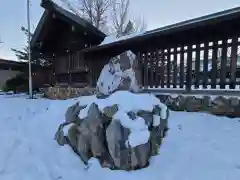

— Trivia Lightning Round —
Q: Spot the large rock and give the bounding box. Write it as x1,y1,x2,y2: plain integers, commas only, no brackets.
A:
106,119,151,170
96,51,140,97
65,102,86,123
106,120,131,170
55,91,170,171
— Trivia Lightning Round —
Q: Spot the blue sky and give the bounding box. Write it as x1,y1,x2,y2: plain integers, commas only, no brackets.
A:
1,0,240,60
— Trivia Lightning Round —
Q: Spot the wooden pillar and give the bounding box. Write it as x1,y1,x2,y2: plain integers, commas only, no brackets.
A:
186,45,193,92
67,50,72,85
136,52,143,88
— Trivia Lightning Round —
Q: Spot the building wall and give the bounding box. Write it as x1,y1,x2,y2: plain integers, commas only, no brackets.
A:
0,69,21,89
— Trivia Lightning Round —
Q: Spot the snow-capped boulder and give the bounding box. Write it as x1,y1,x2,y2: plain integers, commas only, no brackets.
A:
96,51,140,97
55,91,169,171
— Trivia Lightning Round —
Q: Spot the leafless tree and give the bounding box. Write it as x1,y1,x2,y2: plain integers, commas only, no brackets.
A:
0,37,3,49
59,0,146,35
60,0,110,30
110,0,147,37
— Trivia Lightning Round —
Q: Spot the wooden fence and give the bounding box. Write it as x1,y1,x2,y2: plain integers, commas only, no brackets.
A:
138,35,240,94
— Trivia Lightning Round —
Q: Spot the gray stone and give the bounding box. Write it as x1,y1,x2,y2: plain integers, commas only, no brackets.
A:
119,77,131,91
202,96,212,107
103,104,119,118
65,102,86,124
96,50,140,97
119,53,131,71
137,110,153,127
150,106,170,156
228,97,239,107
213,96,229,107
185,96,202,112
127,111,137,120
106,120,131,170
106,119,151,170
174,95,186,110
130,142,151,169
68,124,90,164
84,103,107,158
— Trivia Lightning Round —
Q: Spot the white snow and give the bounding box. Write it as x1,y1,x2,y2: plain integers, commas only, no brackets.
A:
114,110,150,147
100,32,144,46
77,91,167,147
153,115,161,126
0,94,240,180
96,63,122,95
96,56,139,95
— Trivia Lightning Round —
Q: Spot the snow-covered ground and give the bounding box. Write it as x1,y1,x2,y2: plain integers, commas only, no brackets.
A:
0,94,240,180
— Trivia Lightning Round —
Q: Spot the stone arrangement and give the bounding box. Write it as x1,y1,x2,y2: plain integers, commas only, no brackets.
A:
43,86,95,100
55,97,169,170
95,51,140,98
54,50,170,171
157,94,240,118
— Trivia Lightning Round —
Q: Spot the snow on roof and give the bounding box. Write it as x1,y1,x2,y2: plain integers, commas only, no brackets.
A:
100,31,145,46
52,0,80,16
97,6,240,48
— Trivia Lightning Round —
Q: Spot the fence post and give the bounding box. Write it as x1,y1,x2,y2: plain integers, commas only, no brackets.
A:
186,45,192,92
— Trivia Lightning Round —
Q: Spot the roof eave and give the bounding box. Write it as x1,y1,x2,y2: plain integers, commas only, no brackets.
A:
41,0,106,39
83,6,240,53
30,10,50,49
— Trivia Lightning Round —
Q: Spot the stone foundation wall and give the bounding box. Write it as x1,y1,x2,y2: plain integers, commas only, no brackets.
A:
43,86,96,100
43,87,240,118
156,94,240,118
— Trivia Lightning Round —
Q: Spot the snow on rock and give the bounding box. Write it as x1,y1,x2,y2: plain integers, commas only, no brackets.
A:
113,110,150,147
96,51,140,96
153,115,161,126
79,91,167,118
0,95,240,179
77,91,168,148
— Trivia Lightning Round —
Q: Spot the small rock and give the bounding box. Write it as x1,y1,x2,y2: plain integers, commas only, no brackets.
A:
103,104,118,118
228,97,239,107
127,111,137,120
213,96,229,107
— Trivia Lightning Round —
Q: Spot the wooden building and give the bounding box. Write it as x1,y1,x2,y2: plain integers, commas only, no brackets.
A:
31,0,240,93
82,6,240,93
31,0,106,87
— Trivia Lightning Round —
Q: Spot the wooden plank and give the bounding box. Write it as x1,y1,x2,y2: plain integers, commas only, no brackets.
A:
142,88,240,96
68,52,72,84
211,41,218,89
155,50,160,88
143,52,148,88
220,39,227,89
160,50,165,88
136,52,143,88
180,46,185,88
173,48,178,88
149,51,154,88
186,45,193,92
167,49,171,88
203,41,209,89
159,41,240,56
152,51,157,88
230,36,238,89
195,44,200,88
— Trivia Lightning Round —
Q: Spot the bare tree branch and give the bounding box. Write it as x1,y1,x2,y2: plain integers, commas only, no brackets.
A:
110,0,147,37
60,0,110,30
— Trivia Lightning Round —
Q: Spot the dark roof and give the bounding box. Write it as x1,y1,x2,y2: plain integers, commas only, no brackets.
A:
0,59,51,70
0,59,27,66
31,0,106,48
83,6,240,53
